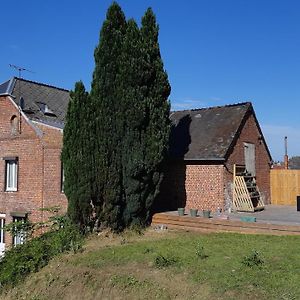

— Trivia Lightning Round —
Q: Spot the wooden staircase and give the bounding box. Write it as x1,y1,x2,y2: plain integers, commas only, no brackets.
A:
233,164,264,212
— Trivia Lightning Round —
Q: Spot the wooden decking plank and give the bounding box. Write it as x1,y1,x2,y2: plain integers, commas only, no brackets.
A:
152,212,300,235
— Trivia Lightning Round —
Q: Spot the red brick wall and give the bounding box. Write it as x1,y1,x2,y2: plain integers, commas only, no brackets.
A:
156,161,225,213
225,112,271,205
185,164,224,211
0,96,67,246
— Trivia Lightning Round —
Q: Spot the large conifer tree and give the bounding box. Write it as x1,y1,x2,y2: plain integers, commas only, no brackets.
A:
63,3,170,231
121,9,171,226
139,8,171,224
90,2,127,230
61,81,94,232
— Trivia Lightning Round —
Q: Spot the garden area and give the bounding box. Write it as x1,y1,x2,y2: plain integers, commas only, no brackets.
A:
2,229,300,300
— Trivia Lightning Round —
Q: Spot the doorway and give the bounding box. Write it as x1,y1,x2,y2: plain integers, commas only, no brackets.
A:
0,214,6,256
244,142,256,176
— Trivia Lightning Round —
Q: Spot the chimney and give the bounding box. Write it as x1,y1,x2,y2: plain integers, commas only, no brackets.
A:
284,136,289,169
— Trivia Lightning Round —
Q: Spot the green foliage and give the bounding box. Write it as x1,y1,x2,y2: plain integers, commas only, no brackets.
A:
62,81,95,232
121,8,171,227
110,274,166,298
88,3,170,230
195,241,208,259
0,216,83,287
154,254,178,269
62,2,170,232
242,249,265,268
89,2,127,231
5,219,34,241
110,274,140,288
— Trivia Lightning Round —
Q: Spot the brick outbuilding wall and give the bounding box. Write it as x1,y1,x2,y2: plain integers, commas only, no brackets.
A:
225,112,271,204
184,164,224,211
156,161,224,213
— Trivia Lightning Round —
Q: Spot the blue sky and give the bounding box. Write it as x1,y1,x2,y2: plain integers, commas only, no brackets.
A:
1,0,299,160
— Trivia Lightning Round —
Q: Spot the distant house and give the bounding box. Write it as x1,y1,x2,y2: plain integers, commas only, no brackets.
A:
0,77,69,253
156,102,272,213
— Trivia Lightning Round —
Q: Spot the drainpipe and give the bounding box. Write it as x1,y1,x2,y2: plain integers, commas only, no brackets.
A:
41,145,45,232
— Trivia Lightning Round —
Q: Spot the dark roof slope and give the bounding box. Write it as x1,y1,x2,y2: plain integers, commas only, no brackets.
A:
0,78,14,95
1,77,70,129
169,102,253,160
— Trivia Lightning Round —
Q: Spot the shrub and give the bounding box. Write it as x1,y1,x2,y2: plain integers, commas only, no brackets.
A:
0,216,83,287
154,254,178,269
195,242,208,259
242,250,265,268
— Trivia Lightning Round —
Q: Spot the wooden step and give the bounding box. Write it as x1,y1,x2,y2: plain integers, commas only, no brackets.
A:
151,212,300,236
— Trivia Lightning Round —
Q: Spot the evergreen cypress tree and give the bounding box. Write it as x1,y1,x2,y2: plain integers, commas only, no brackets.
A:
63,3,170,231
121,9,171,226
61,81,93,232
90,2,127,230
140,8,171,224
120,19,146,226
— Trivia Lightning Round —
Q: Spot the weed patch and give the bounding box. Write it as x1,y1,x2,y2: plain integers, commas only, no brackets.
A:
154,254,178,269
242,250,265,268
195,241,208,259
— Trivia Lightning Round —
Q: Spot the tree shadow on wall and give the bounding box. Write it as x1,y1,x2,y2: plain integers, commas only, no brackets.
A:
152,114,192,213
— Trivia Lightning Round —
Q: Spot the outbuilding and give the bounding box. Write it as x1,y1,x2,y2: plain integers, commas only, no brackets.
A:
156,102,272,213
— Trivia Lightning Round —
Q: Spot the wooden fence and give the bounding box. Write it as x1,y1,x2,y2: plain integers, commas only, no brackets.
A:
270,169,300,205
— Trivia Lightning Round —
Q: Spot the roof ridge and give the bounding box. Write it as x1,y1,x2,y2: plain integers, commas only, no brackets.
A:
172,101,252,113
14,77,69,92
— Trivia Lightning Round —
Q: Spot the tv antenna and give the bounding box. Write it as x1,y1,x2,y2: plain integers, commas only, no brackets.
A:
9,64,35,78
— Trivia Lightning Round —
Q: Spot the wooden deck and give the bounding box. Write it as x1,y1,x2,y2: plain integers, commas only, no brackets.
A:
152,212,300,235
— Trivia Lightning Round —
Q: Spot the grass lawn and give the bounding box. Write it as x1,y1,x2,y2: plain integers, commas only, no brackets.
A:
2,229,300,299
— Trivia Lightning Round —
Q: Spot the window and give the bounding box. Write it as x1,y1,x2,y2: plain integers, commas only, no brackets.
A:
0,216,5,256
10,115,19,135
12,216,26,246
5,158,18,192
0,217,5,244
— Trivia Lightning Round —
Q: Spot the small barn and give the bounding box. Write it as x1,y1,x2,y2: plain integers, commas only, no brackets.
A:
156,102,272,213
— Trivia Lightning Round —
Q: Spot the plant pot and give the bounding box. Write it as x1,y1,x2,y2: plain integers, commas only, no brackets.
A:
203,210,211,218
190,209,198,217
178,208,185,216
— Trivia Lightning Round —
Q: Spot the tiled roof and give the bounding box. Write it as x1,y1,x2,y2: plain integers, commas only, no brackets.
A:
169,102,254,160
0,78,14,95
0,77,70,129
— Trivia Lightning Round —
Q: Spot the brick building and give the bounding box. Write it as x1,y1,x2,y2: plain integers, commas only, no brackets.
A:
156,102,272,213
0,77,272,252
0,77,69,253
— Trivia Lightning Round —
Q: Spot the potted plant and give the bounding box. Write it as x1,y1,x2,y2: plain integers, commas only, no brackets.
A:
178,207,185,216
203,209,211,218
190,208,198,217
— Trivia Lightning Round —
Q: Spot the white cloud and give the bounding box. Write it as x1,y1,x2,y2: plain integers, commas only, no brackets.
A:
261,124,300,161
171,98,207,111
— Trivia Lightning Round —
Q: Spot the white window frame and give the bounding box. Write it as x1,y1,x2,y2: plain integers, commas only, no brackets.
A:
0,214,6,257
5,159,18,192
13,216,26,246
0,216,5,244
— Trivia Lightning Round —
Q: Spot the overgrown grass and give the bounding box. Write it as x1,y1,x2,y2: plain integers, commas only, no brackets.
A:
2,230,300,299
0,219,83,288
71,232,300,299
